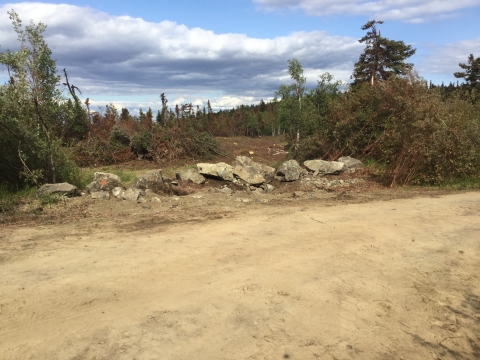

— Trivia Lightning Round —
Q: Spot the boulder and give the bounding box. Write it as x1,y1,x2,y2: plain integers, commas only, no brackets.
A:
233,156,275,185
338,156,363,170
276,160,308,182
176,169,206,184
304,160,346,175
197,162,234,182
123,188,145,202
134,169,164,192
87,172,122,193
91,191,110,200
35,183,79,198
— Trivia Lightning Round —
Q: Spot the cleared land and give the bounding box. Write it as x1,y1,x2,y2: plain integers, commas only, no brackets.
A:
1,190,479,359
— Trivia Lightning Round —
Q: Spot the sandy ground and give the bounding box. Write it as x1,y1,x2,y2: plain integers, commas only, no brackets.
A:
1,191,480,359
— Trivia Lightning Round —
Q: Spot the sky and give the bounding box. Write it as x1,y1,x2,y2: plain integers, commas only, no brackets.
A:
0,1,479,113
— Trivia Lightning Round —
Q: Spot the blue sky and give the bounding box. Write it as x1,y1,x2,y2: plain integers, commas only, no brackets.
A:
1,1,479,113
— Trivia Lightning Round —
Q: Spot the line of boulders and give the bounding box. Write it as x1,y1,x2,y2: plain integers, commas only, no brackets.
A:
35,156,363,201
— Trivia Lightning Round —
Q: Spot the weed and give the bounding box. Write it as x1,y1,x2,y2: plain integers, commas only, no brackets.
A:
439,177,480,190
0,185,36,213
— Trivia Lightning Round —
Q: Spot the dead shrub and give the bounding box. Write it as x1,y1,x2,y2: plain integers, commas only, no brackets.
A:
298,73,480,186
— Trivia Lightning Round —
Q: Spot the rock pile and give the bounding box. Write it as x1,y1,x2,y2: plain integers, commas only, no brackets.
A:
78,155,363,201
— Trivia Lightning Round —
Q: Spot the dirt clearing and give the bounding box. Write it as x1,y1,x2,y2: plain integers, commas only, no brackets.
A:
1,192,480,359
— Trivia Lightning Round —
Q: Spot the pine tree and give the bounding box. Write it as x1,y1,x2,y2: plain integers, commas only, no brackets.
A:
352,20,416,86
454,54,480,91
120,108,130,121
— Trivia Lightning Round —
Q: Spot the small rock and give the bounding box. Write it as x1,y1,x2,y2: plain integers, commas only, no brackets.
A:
263,184,275,193
91,191,110,200
219,187,233,195
112,187,124,199
235,198,252,203
123,188,144,202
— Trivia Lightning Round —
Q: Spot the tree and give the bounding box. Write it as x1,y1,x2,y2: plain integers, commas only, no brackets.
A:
285,59,307,147
0,10,82,186
308,72,343,117
160,93,168,126
352,20,416,86
120,108,130,121
454,54,480,91
62,68,89,140
287,58,306,109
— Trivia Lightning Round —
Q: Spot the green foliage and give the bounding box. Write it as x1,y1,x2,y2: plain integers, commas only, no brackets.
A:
37,192,63,207
352,20,416,86
109,125,131,147
454,54,480,92
274,60,343,147
0,184,35,213
131,130,153,156
0,10,85,189
438,176,480,190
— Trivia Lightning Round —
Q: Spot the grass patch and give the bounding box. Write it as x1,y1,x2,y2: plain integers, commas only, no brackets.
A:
0,185,36,214
438,176,480,190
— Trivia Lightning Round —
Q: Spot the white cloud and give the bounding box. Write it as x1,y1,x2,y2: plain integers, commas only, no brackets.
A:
2,2,476,110
172,97,187,106
418,37,480,77
0,2,355,110
254,0,479,23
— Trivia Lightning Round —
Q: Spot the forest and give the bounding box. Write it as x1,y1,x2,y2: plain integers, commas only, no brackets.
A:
1,13,479,192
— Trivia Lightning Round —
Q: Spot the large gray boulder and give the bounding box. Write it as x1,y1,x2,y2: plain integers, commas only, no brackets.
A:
276,160,308,182
233,156,275,185
197,162,234,182
176,169,206,184
338,156,363,170
87,172,122,193
304,160,346,175
134,169,164,192
35,183,79,198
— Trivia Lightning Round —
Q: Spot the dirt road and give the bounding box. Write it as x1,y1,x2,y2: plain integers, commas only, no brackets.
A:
1,192,479,359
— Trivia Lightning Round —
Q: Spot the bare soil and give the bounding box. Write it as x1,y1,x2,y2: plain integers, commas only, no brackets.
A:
110,135,289,172
1,186,480,359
